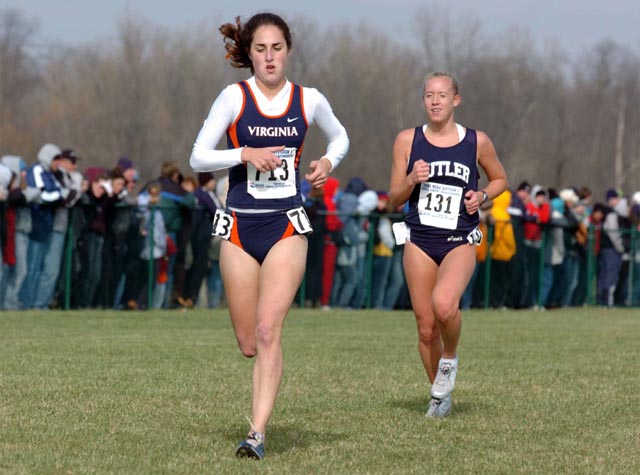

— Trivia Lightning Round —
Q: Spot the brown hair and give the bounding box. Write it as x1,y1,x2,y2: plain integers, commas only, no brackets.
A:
160,161,179,179
111,166,125,180
181,176,198,189
219,13,292,73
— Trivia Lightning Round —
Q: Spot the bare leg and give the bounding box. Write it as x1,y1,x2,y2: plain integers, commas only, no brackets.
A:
251,235,307,434
223,236,307,435
403,241,441,383
220,240,260,358
432,244,477,358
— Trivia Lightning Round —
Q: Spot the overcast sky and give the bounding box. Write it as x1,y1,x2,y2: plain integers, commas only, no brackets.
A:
9,0,640,57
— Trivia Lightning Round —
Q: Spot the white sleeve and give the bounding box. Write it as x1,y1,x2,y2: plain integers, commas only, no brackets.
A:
189,84,244,173
303,87,349,171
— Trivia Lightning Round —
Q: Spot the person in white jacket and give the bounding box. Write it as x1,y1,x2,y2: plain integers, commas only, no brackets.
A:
0,155,39,309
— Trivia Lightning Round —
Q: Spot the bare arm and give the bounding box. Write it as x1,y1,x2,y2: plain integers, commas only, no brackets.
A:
463,130,508,214
388,129,429,208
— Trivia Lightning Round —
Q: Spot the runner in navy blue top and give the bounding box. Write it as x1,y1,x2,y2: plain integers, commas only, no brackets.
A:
389,72,507,418
189,13,349,459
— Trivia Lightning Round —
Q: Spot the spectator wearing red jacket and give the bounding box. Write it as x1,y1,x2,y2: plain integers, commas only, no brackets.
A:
523,186,551,308
320,176,342,309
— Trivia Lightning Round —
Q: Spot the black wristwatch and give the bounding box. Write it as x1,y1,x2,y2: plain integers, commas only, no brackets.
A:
480,190,489,204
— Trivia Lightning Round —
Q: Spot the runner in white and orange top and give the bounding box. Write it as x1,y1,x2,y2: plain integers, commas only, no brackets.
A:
189,12,348,460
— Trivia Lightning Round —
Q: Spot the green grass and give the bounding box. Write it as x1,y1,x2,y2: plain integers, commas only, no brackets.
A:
1,308,639,474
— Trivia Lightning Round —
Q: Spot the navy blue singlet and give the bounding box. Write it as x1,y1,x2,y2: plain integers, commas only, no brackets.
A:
226,81,308,211
405,126,480,239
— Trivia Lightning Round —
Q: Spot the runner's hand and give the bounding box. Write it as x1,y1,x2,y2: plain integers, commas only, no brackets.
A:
464,189,481,214
408,159,430,186
241,145,284,172
306,157,332,188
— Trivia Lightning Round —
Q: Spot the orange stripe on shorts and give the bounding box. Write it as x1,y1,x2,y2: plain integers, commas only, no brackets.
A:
280,221,296,240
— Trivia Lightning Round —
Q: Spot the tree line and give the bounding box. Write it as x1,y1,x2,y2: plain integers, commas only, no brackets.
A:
1,7,639,194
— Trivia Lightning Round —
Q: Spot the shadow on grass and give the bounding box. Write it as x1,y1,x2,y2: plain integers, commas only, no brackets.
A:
388,395,427,414
217,423,347,456
388,395,487,417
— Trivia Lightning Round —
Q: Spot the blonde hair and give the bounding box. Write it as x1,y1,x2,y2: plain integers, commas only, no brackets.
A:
424,72,460,95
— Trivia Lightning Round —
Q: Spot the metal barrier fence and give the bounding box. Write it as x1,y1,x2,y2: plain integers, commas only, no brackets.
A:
50,211,640,310
2,202,638,310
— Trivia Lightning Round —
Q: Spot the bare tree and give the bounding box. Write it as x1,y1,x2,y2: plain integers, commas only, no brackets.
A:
413,5,484,76
306,23,423,190
0,8,40,153
1,7,639,194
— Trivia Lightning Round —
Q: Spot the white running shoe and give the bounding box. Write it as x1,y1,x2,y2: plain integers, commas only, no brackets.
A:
430,357,458,400
426,395,453,418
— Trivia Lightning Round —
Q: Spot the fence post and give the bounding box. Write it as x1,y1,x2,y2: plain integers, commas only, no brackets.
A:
634,226,639,307
483,223,493,310
537,227,547,308
585,225,595,306
147,206,155,310
364,215,376,309
64,221,73,310
625,227,633,307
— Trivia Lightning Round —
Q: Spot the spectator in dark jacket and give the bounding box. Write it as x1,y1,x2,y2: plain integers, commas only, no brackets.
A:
78,167,116,307
506,181,530,308
21,143,75,308
592,202,625,307
153,161,195,307
181,172,220,307
630,191,640,306
301,181,327,307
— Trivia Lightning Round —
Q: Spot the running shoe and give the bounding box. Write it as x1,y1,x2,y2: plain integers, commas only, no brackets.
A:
236,431,265,460
430,357,458,400
426,395,453,418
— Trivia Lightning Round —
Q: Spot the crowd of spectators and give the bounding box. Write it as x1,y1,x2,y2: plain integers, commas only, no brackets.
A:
0,143,223,310
462,182,640,309
1,143,639,311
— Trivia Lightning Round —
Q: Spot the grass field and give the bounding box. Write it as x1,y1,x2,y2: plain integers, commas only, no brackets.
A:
1,307,639,474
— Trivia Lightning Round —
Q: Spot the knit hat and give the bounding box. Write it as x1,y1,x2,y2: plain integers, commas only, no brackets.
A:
197,171,215,187
85,166,106,183
60,149,80,164
117,156,134,171
605,188,619,201
559,188,579,204
517,181,531,192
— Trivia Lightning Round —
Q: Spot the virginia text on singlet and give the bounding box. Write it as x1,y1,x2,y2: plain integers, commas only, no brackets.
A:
226,81,309,211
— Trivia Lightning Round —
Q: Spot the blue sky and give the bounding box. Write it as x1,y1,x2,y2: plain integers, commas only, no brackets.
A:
9,0,640,57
